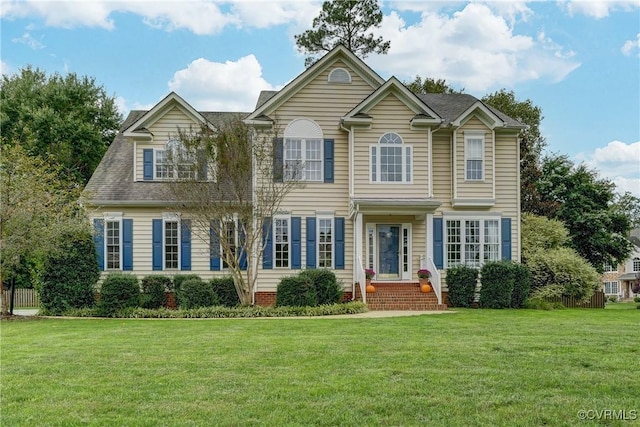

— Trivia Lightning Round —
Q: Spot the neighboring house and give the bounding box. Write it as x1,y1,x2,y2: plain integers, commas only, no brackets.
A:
84,45,525,309
601,229,640,301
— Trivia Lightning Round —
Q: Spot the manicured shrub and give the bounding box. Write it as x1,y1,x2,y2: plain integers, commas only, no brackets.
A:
479,261,515,309
171,274,201,293
210,276,240,307
140,276,170,309
511,263,531,308
445,265,478,307
37,228,99,315
97,274,140,317
634,296,640,303
177,278,219,309
300,269,344,305
276,275,317,307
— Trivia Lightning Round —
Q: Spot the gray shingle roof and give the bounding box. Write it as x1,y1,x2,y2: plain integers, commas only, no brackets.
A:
83,111,249,205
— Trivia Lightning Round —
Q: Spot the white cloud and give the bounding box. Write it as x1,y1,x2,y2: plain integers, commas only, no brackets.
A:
12,32,45,49
168,55,279,111
367,3,580,92
622,33,640,57
1,1,116,29
576,140,640,197
563,0,639,19
0,60,12,75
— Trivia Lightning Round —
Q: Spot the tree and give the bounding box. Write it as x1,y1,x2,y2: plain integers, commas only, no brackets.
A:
536,154,634,271
405,76,463,94
482,89,547,215
295,0,390,67
0,144,86,314
0,67,122,185
165,117,303,305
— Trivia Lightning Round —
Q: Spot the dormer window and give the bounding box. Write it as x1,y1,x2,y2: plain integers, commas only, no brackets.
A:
465,132,484,181
328,68,351,84
155,138,196,180
370,132,412,183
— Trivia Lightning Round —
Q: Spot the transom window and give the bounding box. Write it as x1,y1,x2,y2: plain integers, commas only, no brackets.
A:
284,138,322,181
465,132,484,181
106,220,121,269
371,132,412,183
164,220,179,269
155,138,196,180
274,217,290,268
446,218,500,268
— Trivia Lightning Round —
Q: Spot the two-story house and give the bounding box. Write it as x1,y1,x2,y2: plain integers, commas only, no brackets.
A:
84,45,525,309
601,228,640,301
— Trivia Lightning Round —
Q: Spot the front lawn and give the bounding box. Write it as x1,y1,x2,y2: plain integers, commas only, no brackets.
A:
1,309,638,426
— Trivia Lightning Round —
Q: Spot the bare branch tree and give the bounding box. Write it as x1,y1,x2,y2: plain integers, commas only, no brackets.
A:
164,116,303,305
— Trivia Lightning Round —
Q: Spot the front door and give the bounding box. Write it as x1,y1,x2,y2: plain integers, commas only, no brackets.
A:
377,225,400,279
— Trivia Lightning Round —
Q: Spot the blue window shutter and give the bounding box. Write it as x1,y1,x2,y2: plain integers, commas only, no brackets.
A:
335,217,345,269
273,138,283,183
262,218,273,269
239,222,248,271
93,219,104,271
152,219,163,271
143,149,153,180
209,221,221,271
433,218,443,269
501,218,512,261
323,139,334,183
306,217,317,268
291,217,301,269
181,219,191,271
123,219,133,271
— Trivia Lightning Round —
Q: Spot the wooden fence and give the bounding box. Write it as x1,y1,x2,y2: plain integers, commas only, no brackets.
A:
2,288,40,308
546,290,605,308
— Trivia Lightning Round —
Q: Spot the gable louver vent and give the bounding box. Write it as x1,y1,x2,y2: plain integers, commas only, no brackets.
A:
328,68,351,84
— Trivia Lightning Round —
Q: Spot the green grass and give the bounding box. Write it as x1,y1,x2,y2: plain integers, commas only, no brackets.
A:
2,309,638,426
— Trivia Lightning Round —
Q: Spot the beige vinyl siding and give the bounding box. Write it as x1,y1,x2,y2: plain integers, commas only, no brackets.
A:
455,117,493,199
431,131,453,208
352,93,430,198
494,131,520,262
134,106,200,181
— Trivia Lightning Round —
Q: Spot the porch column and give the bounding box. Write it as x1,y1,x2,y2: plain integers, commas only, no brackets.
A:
353,212,363,283
426,213,433,262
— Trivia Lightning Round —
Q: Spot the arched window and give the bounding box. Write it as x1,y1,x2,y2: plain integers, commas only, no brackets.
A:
328,68,352,84
283,118,323,182
370,132,412,183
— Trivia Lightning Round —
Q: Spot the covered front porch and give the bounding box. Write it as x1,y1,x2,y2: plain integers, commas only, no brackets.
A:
350,198,445,309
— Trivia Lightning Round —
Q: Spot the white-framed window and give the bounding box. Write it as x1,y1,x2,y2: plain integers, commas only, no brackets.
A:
465,132,484,181
164,217,180,270
222,218,238,269
284,138,322,181
370,132,412,183
633,257,640,272
274,217,290,268
603,281,619,295
104,214,122,270
155,138,196,180
603,263,616,272
318,217,333,268
446,218,500,268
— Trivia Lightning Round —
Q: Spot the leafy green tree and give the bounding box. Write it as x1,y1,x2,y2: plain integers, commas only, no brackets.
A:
482,89,547,215
405,77,463,94
295,0,390,67
536,154,633,270
0,67,122,184
0,144,85,314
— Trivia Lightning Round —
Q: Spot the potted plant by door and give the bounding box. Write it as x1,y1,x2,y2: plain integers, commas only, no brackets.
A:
417,269,432,293
365,269,376,293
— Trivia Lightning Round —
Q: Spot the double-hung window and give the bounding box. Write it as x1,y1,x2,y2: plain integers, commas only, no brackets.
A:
446,218,500,268
604,281,619,295
371,132,412,183
318,217,333,268
155,139,196,180
284,138,322,181
105,220,121,269
222,218,238,269
274,217,290,268
164,219,179,269
465,132,484,181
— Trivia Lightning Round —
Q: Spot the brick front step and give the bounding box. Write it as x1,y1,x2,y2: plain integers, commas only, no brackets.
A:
355,282,448,311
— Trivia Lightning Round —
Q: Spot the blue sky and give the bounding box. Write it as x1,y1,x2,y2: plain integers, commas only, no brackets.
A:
2,0,639,196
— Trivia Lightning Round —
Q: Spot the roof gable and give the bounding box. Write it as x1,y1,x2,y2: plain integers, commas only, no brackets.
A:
245,45,385,125
123,92,212,139
451,100,505,129
342,76,442,127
